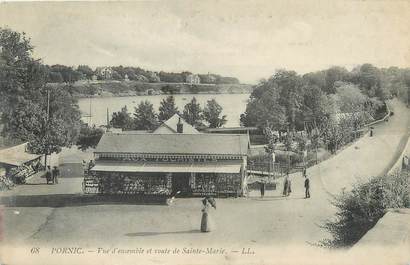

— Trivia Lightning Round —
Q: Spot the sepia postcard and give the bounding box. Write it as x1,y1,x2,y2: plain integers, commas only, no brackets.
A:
0,1,409,265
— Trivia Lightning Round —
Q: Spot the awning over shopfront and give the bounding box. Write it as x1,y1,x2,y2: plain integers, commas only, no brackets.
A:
0,143,42,167
90,162,242,174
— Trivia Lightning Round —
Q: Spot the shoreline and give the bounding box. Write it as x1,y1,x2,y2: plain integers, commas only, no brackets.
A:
74,90,252,99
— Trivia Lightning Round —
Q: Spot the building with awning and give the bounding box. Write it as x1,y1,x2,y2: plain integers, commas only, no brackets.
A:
88,132,250,197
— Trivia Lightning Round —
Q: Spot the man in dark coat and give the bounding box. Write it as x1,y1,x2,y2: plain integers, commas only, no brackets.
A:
52,166,60,184
45,166,52,184
304,176,310,198
260,181,265,198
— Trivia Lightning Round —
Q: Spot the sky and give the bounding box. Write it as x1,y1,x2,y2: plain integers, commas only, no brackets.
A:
0,0,410,84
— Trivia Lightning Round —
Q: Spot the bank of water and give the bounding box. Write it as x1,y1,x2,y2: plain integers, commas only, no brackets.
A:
78,93,250,127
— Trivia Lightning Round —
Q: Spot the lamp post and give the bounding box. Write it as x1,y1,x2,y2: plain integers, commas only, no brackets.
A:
44,87,50,168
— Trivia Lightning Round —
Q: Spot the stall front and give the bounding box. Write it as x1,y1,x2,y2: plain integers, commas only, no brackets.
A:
85,133,249,197
0,143,43,184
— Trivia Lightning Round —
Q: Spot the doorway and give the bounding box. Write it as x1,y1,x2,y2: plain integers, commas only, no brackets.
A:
172,173,191,196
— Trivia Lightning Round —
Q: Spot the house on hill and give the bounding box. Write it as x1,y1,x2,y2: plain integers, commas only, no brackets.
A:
186,74,201,84
153,114,199,134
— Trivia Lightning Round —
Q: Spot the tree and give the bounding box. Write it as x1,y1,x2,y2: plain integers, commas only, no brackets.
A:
76,124,104,151
302,85,334,125
158,96,179,122
48,71,64,83
203,99,227,128
182,97,203,127
324,66,350,94
161,85,180,94
353,64,385,99
133,100,159,130
240,80,287,131
0,28,81,165
334,83,368,113
110,106,134,130
77,65,94,80
321,171,410,248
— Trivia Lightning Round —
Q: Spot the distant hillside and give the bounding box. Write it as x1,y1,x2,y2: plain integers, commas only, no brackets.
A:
47,80,254,98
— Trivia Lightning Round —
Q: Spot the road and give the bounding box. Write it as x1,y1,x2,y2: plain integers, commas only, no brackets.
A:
1,99,409,265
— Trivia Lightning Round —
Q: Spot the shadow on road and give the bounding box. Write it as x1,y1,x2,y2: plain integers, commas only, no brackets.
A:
125,230,200,237
248,196,307,201
0,194,168,207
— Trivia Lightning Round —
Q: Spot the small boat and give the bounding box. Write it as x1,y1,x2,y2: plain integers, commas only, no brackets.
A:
182,97,187,101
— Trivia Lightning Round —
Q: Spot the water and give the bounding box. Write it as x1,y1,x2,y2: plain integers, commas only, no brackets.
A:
78,93,250,127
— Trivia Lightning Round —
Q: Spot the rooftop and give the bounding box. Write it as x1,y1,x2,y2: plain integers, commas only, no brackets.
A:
153,114,199,134
95,133,250,156
0,143,42,167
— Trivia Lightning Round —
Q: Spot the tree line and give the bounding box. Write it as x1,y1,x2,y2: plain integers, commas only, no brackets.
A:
110,96,227,131
241,66,410,154
46,64,240,85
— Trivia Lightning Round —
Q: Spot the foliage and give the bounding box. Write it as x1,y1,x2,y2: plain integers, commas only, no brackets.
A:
182,97,203,127
76,124,104,151
321,171,410,248
47,64,83,83
203,99,227,128
0,27,81,158
240,82,287,131
77,65,94,80
110,106,134,130
161,85,180,94
133,100,159,130
158,96,179,122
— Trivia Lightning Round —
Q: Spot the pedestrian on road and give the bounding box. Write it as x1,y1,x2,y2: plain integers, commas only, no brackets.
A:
283,173,289,196
304,175,310,199
200,196,216,232
302,167,307,178
287,175,292,196
52,166,60,184
45,166,52,184
260,181,265,198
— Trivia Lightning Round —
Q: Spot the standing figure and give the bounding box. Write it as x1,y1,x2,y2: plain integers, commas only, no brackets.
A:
283,174,289,196
52,166,60,184
45,166,52,184
200,197,216,232
304,176,310,198
287,175,292,196
88,160,95,171
260,181,265,198
302,167,307,178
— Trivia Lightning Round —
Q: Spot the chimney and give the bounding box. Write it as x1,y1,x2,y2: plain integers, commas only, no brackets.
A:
177,117,183,133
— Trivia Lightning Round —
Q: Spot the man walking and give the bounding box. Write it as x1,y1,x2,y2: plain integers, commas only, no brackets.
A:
304,175,310,198
52,166,60,184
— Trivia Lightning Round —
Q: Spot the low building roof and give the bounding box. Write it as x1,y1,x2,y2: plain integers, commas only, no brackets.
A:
0,143,42,167
95,133,249,156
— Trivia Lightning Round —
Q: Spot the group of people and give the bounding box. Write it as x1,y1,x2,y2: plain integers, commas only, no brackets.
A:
258,167,310,199
45,165,60,184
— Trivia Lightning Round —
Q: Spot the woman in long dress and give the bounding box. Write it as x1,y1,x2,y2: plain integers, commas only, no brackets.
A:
200,197,216,232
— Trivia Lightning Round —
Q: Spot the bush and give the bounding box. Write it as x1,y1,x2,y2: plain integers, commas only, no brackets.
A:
321,171,410,248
